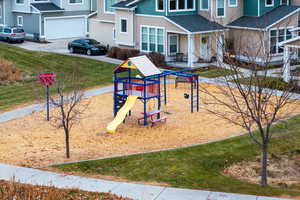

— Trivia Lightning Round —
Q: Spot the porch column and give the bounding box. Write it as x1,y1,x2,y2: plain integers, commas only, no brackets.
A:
188,34,195,68
217,34,224,63
283,46,291,82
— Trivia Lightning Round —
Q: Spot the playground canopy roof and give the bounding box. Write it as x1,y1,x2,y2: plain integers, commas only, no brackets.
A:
114,55,162,77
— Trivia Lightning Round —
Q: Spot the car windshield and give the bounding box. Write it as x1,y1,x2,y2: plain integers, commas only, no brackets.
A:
85,39,99,45
13,29,24,33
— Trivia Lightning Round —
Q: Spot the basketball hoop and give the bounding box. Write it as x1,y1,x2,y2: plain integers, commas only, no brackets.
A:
38,73,56,86
38,73,56,121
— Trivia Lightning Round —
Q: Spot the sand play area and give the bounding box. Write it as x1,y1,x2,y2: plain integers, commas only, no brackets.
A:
0,83,299,168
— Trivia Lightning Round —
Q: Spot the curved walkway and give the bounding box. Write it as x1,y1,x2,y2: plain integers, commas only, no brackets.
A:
0,163,288,200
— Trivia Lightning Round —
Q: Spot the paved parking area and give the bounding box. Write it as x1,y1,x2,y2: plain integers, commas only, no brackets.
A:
0,38,122,65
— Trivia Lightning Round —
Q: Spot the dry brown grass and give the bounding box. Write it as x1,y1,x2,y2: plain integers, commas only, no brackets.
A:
0,180,130,200
0,83,299,168
0,59,22,84
224,154,300,190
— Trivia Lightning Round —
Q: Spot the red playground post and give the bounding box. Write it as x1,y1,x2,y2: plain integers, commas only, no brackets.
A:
38,73,56,121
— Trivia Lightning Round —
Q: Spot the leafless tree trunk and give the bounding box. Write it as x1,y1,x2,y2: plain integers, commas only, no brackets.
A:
203,28,299,186
50,73,86,159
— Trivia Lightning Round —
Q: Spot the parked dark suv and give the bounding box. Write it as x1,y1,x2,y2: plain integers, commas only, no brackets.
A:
0,26,26,43
67,39,108,56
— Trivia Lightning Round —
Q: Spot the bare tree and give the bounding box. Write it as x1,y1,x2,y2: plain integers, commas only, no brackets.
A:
50,74,87,159
202,29,299,186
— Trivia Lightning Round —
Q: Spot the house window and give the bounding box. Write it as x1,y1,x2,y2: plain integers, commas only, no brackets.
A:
169,35,178,54
200,0,209,10
17,16,23,26
105,0,116,13
265,0,274,7
141,26,164,53
16,0,24,4
120,19,127,33
280,0,288,5
69,0,83,4
270,28,292,54
229,0,237,7
216,0,225,17
157,0,164,11
169,0,195,11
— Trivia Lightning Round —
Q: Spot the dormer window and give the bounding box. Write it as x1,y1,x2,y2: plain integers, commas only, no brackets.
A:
69,0,83,4
265,0,274,7
16,0,24,4
169,0,195,11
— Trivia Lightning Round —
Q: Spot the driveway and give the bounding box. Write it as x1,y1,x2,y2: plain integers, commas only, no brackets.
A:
0,38,122,65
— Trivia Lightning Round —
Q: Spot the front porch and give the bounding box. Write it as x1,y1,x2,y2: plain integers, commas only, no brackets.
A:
164,15,224,68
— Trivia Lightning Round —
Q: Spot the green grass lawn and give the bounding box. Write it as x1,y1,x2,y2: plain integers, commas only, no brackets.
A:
194,67,237,78
0,44,116,111
163,66,237,78
52,114,300,198
235,76,291,91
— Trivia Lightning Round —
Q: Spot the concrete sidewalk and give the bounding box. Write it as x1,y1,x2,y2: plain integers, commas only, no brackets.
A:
0,163,289,200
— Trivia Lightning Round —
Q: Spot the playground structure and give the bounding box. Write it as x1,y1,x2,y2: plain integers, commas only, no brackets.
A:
107,55,200,133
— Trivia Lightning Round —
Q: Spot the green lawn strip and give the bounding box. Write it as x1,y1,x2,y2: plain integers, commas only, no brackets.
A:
194,68,237,78
233,76,292,91
0,44,116,112
162,66,237,78
52,114,300,197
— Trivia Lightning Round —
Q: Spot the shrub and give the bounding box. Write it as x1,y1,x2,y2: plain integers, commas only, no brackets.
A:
107,47,140,60
147,52,166,68
0,59,22,84
107,46,120,59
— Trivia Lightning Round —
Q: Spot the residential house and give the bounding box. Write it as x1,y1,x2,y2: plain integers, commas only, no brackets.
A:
0,0,97,40
90,0,300,66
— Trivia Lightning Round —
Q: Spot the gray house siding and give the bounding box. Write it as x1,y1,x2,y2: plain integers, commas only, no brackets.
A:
91,0,97,12
0,0,4,25
12,13,40,36
3,0,13,26
12,0,31,13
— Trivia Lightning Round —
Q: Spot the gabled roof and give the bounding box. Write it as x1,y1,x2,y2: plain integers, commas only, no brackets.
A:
115,55,162,77
166,15,224,33
112,0,138,9
228,5,300,30
31,2,64,12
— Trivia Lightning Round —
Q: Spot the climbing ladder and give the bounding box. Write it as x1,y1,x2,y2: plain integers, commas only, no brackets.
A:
190,76,199,113
160,76,167,105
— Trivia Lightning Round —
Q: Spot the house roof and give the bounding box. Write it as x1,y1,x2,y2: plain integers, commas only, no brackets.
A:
112,0,138,9
228,5,300,30
31,2,64,12
166,15,224,33
115,55,162,77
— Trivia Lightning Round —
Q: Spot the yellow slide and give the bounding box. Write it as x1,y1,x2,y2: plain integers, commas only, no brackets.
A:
107,96,138,134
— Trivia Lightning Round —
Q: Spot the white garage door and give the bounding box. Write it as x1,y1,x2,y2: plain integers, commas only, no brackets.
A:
45,17,86,40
